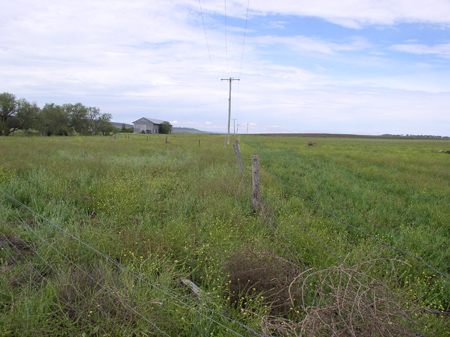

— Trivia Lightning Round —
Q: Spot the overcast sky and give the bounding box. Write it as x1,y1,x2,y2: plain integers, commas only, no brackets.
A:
2,0,450,135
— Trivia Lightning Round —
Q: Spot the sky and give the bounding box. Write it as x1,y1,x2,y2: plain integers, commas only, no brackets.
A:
2,0,450,136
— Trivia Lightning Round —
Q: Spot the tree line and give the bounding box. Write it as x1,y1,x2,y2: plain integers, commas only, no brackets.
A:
382,133,450,139
0,92,116,136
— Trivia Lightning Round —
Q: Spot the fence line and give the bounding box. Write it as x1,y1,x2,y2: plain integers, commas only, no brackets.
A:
0,189,263,337
0,219,85,320
235,145,447,334
0,201,171,335
232,138,450,283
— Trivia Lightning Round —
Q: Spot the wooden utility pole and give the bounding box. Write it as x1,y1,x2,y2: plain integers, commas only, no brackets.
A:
221,77,240,145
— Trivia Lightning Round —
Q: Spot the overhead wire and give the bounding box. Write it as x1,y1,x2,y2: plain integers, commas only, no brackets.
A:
224,0,229,74
198,0,219,80
238,0,250,79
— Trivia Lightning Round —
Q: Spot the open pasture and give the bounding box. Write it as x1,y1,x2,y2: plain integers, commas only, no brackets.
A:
1,134,450,336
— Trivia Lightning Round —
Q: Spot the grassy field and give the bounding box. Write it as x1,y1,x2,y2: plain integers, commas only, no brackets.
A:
1,134,449,336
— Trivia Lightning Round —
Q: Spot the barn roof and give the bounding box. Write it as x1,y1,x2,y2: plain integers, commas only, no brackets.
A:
132,117,165,125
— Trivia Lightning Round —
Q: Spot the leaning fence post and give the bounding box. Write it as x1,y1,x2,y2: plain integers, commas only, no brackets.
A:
233,139,245,173
252,155,261,212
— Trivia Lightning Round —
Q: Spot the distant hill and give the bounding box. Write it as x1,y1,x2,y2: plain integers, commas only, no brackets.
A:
172,127,207,134
110,122,133,129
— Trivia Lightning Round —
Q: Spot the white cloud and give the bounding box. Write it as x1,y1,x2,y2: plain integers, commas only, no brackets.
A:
254,35,371,55
1,0,450,136
390,43,450,58
193,0,450,28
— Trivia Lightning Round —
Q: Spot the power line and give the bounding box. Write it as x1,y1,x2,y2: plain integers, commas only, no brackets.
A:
198,0,217,79
239,0,250,79
224,0,228,74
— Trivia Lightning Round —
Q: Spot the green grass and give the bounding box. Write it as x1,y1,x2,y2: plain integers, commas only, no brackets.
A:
1,134,450,336
241,135,450,310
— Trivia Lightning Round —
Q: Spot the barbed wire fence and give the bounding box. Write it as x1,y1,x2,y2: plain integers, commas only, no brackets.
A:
234,138,450,281
232,137,450,335
0,189,265,336
2,137,449,335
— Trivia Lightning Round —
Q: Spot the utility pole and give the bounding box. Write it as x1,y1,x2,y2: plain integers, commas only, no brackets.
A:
233,119,237,134
246,123,249,134
237,124,239,134
221,77,240,145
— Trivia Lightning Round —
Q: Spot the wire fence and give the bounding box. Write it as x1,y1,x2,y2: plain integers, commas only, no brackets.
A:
0,189,264,336
236,140,450,283
231,138,450,335
235,138,450,312
2,137,449,335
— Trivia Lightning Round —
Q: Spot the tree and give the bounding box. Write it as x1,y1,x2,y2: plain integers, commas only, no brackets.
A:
94,113,116,136
66,103,90,135
38,103,71,136
160,121,172,134
16,98,40,134
0,92,17,136
120,124,133,133
87,107,100,134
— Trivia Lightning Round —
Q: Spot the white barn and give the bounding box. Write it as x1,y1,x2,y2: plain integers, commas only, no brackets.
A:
133,117,165,134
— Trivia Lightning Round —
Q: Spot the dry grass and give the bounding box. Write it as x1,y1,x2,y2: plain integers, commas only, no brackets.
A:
224,246,302,316
256,258,421,336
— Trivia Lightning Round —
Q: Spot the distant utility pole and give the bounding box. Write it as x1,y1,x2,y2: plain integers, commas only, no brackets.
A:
246,123,249,134
221,77,240,145
237,124,240,134
233,119,237,134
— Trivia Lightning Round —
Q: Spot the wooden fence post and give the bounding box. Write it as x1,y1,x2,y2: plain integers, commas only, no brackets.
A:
233,139,245,173
252,155,261,212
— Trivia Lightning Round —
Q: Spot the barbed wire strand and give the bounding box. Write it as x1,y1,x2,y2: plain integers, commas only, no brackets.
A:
0,227,83,320
0,190,262,337
0,203,141,335
256,161,441,334
0,209,126,335
0,195,244,336
258,182,426,337
259,166,450,282
1,195,257,336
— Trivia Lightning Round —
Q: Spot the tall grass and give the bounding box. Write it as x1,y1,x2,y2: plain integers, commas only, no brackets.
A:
240,135,450,311
1,134,450,335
